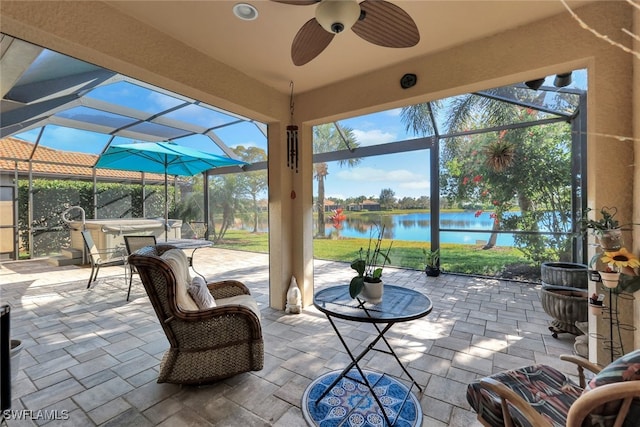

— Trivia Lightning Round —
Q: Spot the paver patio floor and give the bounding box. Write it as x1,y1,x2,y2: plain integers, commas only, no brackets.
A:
1,247,577,426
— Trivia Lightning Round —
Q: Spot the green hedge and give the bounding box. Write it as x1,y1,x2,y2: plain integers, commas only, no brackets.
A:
18,179,171,257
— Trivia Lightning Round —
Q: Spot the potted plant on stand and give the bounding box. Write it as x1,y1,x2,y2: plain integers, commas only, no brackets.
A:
588,292,605,315
580,206,623,251
423,248,440,277
349,225,392,304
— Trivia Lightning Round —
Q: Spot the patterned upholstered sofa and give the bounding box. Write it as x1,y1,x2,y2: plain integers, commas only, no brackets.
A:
128,244,264,385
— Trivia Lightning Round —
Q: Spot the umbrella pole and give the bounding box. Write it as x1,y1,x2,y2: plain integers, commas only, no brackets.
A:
164,171,168,242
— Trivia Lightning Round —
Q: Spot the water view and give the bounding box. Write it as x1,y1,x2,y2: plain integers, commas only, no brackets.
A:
236,210,565,248
325,211,518,246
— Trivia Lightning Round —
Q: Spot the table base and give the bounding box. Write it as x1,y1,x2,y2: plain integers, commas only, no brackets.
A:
302,368,422,427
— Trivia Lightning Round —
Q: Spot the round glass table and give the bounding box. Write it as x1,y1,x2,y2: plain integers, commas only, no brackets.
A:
312,284,433,426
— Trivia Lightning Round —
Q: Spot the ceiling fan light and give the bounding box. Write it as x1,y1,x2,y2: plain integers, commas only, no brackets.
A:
315,0,360,34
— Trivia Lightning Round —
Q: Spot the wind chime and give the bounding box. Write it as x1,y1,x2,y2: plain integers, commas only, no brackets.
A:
287,81,298,173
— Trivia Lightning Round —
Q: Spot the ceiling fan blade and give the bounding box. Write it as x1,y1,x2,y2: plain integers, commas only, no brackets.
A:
270,0,319,5
291,18,334,66
352,0,420,48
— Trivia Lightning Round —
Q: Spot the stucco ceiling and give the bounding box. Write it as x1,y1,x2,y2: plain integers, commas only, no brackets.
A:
105,0,593,95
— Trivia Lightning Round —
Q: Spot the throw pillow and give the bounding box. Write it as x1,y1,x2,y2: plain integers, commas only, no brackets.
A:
582,349,640,424
161,248,198,311
188,276,216,309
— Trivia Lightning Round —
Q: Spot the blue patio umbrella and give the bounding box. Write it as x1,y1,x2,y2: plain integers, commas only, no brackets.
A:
96,142,246,239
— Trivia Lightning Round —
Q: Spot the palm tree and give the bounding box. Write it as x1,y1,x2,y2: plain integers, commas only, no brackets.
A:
233,145,267,232
313,123,361,237
401,87,574,259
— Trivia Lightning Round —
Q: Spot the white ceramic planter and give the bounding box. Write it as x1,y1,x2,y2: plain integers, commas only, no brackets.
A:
361,280,383,304
597,228,623,251
598,271,620,289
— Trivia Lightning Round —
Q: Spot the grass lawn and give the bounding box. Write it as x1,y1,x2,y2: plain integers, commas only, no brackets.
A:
214,229,537,279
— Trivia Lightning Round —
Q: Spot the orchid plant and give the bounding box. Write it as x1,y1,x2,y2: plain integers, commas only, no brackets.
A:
349,224,393,298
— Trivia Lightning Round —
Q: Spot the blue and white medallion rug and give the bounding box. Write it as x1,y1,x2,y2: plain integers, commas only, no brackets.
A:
301,369,422,427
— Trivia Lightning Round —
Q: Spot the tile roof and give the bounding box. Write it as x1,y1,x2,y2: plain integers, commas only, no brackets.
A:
0,137,164,181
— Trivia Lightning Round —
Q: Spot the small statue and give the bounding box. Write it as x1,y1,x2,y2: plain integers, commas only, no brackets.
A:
285,276,302,314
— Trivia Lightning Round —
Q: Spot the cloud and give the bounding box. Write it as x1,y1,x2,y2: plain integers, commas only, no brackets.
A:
352,129,397,146
336,167,424,183
148,91,181,110
399,181,430,191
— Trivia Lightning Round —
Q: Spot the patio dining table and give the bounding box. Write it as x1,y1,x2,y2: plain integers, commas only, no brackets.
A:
165,238,213,278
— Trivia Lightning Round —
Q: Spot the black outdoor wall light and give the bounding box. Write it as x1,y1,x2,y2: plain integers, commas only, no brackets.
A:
524,72,573,90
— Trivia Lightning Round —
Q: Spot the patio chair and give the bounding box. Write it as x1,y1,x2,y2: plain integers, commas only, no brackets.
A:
123,235,157,301
128,244,263,385
81,230,127,289
466,349,640,427
186,221,208,240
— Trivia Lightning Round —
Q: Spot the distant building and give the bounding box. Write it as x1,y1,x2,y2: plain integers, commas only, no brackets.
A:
323,199,338,212
347,199,380,211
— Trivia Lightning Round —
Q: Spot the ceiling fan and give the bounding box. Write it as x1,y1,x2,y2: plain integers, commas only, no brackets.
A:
271,0,420,66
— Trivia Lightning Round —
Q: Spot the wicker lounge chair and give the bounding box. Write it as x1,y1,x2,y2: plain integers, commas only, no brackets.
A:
128,244,264,384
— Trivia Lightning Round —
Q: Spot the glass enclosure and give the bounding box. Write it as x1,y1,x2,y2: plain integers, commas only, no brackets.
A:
312,71,587,281
0,36,268,260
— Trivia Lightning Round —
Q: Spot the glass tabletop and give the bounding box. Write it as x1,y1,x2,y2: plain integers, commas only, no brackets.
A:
164,239,213,249
314,285,432,323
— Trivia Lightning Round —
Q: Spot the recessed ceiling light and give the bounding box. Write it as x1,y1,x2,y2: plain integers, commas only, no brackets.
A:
233,3,258,21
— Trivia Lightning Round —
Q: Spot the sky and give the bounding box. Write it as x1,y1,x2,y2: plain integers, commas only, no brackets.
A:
14,78,432,201
318,108,431,200
13,48,586,202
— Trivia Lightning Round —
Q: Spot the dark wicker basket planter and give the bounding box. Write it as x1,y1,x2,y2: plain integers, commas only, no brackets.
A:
540,284,588,337
425,267,440,277
540,262,588,289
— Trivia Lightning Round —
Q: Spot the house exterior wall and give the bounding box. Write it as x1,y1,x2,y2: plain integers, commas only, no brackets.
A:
0,1,637,360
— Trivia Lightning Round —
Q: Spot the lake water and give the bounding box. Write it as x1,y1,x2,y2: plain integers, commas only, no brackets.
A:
325,211,517,246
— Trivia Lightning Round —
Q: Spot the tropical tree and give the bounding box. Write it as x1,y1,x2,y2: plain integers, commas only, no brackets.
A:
172,176,204,228
313,123,361,237
208,173,247,243
233,145,267,232
401,88,575,262
379,188,396,210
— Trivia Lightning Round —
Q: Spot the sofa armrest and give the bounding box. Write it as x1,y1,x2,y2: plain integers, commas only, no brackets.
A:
560,354,602,387
207,280,251,299
566,381,640,427
173,302,263,343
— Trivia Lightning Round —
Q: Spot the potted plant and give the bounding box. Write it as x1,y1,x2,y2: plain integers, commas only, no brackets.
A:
349,225,392,303
589,292,604,315
580,206,622,251
423,248,440,277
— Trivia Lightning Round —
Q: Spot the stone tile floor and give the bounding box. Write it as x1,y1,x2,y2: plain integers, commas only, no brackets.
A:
1,248,577,426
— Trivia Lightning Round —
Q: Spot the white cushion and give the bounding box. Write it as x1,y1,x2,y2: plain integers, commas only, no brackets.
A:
161,249,198,311
188,276,216,309
217,295,261,320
